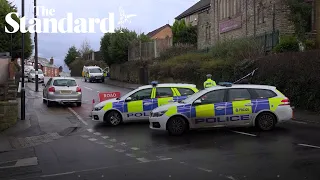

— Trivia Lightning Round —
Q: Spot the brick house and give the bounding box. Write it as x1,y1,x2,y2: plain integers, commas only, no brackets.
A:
147,24,173,40
28,57,59,77
175,0,211,26
196,0,316,50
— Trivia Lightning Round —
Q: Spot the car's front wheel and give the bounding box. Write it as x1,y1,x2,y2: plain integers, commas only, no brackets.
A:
104,111,122,126
256,112,276,131
167,116,188,136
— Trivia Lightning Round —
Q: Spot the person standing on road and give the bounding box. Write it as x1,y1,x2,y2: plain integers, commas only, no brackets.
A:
203,74,217,89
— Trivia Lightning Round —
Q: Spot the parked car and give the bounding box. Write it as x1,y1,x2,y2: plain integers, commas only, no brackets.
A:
82,66,104,83
28,69,44,83
42,77,82,107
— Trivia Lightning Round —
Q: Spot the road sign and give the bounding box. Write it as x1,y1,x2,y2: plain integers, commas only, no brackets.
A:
99,92,121,102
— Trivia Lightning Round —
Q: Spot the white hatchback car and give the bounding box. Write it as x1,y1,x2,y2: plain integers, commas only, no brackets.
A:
149,84,293,135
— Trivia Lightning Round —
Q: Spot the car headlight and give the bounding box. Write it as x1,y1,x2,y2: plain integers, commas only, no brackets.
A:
151,110,167,117
94,106,104,111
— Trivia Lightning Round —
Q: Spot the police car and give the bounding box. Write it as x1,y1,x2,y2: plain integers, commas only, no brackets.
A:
149,83,293,136
91,82,199,126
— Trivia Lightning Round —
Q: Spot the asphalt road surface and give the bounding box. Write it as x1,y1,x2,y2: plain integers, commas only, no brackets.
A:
5,77,320,180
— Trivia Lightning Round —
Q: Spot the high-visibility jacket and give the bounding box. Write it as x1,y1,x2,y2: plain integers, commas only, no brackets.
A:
203,78,217,89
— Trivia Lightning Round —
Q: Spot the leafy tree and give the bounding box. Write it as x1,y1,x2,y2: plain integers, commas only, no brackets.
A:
172,19,197,45
64,46,80,66
286,0,312,41
138,33,151,42
100,28,138,65
79,39,93,58
0,0,33,59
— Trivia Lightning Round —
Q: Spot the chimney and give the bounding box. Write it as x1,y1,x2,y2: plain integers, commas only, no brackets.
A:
50,57,54,64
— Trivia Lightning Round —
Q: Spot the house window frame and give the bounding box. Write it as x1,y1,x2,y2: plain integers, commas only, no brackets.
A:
257,2,265,24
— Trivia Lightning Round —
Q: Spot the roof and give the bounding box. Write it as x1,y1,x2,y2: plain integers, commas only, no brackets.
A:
51,77,76,80
204,84,277,92
84,66,101,69
138,83,197,89
175,0,211,20
28,56,58,68
147,24,171,38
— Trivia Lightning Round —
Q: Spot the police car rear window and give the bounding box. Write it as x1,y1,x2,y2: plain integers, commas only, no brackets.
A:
252,89,277,99
176,88,194,96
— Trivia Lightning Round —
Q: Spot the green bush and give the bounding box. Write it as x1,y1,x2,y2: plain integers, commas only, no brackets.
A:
273,35,299,53
305,39,316,50
157,44,197,61
210,37,264,61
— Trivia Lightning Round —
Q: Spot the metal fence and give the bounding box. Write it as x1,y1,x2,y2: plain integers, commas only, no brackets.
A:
255,30,280,53
128,37,173,61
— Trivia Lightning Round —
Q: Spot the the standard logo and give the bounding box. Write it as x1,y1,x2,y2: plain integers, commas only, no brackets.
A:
195,115,250,124
127,112,149,117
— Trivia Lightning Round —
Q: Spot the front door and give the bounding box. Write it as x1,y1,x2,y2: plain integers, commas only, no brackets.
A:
124,88,153,121
154,87,175,107
225,88,253,126
191,89,227,128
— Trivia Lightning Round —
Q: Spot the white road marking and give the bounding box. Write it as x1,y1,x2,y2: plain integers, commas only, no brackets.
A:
226,175,236,180
96,142,106,145
80,135,90,138
197,167,212,173
93,132,102,136
88,138,97,141
136,158,151,163
41,171,75,178
68,107,88,125
125,154,136,157
104,145,114,148
101,136,109,139
87,129,93,132
114,149,125,153
230,130,257,137
84,87,93,91
120,142,126,146
290,120,308,124
298,143,320,149
131,147,140,150
109,139,117,142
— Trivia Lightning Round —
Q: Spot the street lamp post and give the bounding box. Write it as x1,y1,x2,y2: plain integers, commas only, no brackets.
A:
21,0,25,120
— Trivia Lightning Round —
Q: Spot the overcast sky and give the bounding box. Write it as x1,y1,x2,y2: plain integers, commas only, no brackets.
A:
9,0,198,69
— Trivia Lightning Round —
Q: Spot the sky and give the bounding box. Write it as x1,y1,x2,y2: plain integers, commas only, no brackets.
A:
9,0,199,69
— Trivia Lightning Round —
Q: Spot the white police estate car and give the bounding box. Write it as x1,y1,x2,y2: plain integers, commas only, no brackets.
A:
149,83,293,135
91,82,199,126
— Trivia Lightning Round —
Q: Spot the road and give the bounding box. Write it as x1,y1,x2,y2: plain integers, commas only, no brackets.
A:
2,77,320,180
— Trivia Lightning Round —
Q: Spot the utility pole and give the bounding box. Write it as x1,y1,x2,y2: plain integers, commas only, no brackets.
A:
34,0,39,91
21,0,25,120
316,0,320,48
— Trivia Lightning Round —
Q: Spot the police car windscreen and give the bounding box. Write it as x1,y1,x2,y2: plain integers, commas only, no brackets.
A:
90,68,101,73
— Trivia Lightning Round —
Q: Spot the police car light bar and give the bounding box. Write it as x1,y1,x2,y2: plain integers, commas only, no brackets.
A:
218,82,233,87
151,81,158,87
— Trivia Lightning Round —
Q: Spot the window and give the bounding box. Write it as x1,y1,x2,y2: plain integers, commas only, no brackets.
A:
205,24,211,41
176,88,195,96
252,89,277,99
257,3,265,24
198,90,226,104
46,78,52,86
155,88,173,98
53,79,77,87
89,68,102,73
130,88,152,101
228,89,251,101
38,70,43,74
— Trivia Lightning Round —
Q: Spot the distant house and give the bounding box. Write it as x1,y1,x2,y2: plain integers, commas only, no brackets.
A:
175,0,211,26
147,24,172,40
83,51,102,61
28,57,59,77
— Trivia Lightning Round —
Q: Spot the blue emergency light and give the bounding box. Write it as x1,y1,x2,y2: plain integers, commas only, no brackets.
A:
218,82,233,87
151,81,158,87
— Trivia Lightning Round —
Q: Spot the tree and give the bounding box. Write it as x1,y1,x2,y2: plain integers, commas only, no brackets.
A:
100,28,138,65
172,19,197,45
138,33,151,42
316,0,320,48
64,46,80,67
0,0,33,59
79,39,93,58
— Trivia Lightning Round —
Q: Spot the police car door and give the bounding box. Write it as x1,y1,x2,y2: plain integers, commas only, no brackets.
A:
225,88,253,126
192,89,227,128
124,88,153,121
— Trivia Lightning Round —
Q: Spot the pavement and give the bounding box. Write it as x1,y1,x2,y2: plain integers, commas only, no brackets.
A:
0,77,319,179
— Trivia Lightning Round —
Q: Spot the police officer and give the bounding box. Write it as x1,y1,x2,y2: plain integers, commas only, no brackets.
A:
203,74,217,89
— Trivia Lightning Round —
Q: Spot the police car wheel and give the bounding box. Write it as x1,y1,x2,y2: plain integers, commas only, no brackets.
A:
105,111,122,126
167,116,187,136
256,112,276,131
